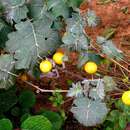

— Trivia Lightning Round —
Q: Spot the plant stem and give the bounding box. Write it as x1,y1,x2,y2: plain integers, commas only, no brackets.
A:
110,58,130,73
24,80,68,93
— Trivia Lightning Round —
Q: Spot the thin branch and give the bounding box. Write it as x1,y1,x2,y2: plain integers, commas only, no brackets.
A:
110,58,130,73
24,80,68,93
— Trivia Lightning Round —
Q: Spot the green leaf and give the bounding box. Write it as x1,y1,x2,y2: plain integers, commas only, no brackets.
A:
62,32,90,51
0,113,5,119
82,79,105,100
19,90,36,108
89,79,105,100
105,127,113,130
67,0,84,8
0,88,17,112
115,99,125,111
0,19,12,48
115,99,130,112
62,13,90,51
1,0,28,23
106,110,120,122
21,115,52,130
27,0,53,20
103,76,117,92
0,118,13,130
97,36,123,60
71,97,108,127
0,54,15,89
86,9,100,27
21,108,30,115
6,17,61,69
11,107,20,117
41,110,63,130
27,0,45,19
20,113,31,123
67,82,83,97
47,0,70,18
119,115,127,129
78,53,102,68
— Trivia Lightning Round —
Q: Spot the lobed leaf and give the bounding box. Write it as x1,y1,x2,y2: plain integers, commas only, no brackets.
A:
0,88,17,112
41,110,63,130
0,118,13,130
62,13,90,51
97,36,123,60
86,9,100,27
71,97,108,127
1,0,28,23
21,115,52,130
6,16,61,69
0,19,12,48
46,0,70,18
0,54,15,89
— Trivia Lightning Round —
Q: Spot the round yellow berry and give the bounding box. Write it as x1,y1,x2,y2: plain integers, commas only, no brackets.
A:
122,91,130,105
84,61,97,74
40,60,52,73
53,52,64,65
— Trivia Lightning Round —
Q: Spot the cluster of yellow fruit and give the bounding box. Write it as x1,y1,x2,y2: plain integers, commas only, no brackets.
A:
40,52,64,73
39,52,98,74
39,52,130,106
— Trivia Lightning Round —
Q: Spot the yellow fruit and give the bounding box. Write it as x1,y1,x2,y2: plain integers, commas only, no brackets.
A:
40,60,52,73
122,91,130,105
84,61,97,74
53,52,64,65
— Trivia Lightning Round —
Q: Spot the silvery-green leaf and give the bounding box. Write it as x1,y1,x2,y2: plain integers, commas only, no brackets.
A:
0,54,15,89
77,52,89,68
67,0,84,8
71,97,108,127
66,13,84,34
96,79,105,99
47,0,69,18
27,0,53,20
96,36,106,45
103,76,118,92
78,53,102,68
62,13,90,51
62,32,90,51
6,16,61,69
82,79,105,100
96,36,123,60
86,9,100,27
89,88,100,100
0,19,12,48
67,82,83,97
27,0,45,19
1,0,28,23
